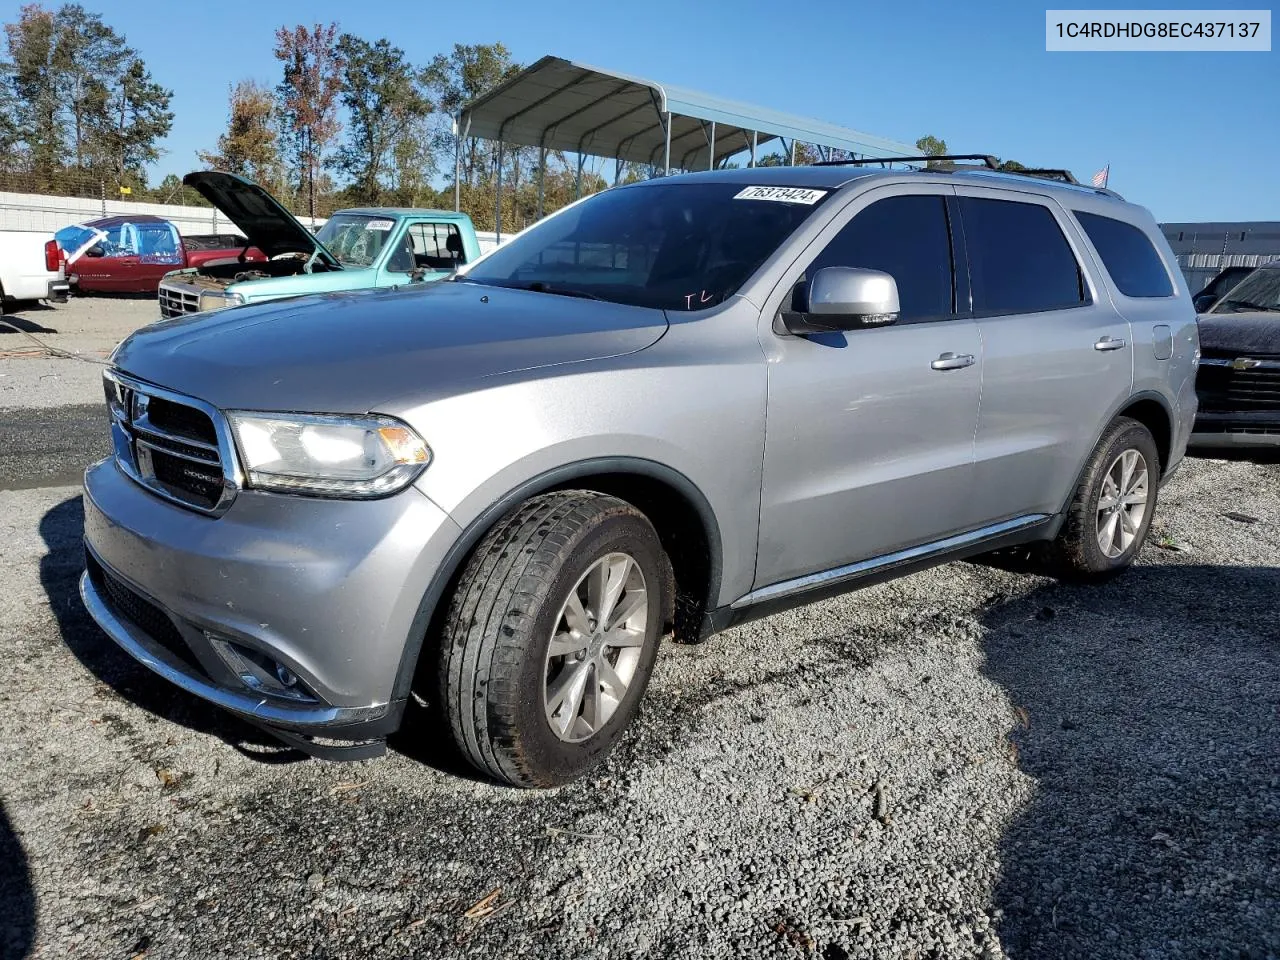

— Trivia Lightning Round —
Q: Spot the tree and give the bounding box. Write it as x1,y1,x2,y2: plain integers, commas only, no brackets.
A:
995,159,1026,171
757,142,821,167
424,43,520,189
274,22,343,221
4,4,60,183
198,80,284,191
2,4,170,191
916,134,949,169
334,34,430,203
103,58,172,181
52,4,130,172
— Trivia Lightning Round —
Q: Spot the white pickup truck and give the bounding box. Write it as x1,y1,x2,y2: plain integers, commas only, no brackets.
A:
0,231,71,312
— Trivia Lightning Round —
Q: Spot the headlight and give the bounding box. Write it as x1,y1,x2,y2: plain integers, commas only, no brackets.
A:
198,291,244,313
227,412,430,498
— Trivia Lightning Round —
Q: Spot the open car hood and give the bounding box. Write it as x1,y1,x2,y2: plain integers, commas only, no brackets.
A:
183,171,341,267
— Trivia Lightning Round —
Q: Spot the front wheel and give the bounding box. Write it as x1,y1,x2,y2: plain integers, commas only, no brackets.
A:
438,491,667,788
1048,416,1160,580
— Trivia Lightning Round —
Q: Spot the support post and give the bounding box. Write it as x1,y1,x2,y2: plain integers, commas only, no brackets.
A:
453,114,462,212
536,144,546,220
750,131,758,168
495,141,504,242
708,121,716,170
663,111,671,175
574,153,584,199
790,140,797,166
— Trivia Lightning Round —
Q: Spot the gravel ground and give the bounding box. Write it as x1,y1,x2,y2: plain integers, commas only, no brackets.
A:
1,453,1277,960
0,295,152,409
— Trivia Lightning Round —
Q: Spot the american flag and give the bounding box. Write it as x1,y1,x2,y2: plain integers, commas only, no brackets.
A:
1091,164,1110,188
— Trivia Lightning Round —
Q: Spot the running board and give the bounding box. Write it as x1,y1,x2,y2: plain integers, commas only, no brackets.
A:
701,514,1053,638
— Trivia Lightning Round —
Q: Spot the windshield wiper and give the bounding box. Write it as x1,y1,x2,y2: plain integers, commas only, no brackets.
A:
515,281,605,301
1219,299,1280,313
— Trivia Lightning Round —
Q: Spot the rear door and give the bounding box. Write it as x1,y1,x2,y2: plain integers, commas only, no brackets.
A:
954,188,1133,524
754,186,984,589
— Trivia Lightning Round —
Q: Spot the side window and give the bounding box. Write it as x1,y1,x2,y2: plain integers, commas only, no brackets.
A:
385,229,415,273
1074,210,1174,298
798,195,954,322
960,197,1087,315
101,225,126,257
409,222,467,268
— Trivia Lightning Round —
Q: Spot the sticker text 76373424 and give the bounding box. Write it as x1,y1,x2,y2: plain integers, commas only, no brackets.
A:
733,186,828,205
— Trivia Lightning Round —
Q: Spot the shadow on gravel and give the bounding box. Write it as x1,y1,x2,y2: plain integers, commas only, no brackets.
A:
0,313,57,333
0,803,35,960
980,563,1280,959
38,495,291,758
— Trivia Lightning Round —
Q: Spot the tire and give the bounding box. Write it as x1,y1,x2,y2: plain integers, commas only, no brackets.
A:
1048,416,1160,580
439,491,667,788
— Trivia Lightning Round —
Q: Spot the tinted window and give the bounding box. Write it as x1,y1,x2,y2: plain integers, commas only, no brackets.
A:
960,198,1086,314
464,183,830,310
1075,211,1173,298
800,195,953,322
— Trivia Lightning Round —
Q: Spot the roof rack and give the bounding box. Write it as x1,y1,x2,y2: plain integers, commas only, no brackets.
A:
813,154,1123,199
813,154,998,169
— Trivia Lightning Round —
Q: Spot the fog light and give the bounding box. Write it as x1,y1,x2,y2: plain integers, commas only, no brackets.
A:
205,631,318,703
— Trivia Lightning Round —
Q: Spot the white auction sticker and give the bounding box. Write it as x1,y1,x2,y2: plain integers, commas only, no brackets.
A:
733,186,827,205
365,219,394,231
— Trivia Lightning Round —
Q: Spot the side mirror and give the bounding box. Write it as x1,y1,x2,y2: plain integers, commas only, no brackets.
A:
1192,293,1216,313
85,245,104,258
781,267,900,335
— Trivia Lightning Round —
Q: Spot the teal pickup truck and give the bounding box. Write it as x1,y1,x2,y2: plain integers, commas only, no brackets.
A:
157,171,483,319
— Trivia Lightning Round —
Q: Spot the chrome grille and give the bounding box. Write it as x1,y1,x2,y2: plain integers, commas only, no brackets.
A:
104,370,239,515
158,283,199,319
1197,354,1280,412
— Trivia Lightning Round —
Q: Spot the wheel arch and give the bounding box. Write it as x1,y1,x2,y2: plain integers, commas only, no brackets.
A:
1115,391,1174,472
390,457,724,701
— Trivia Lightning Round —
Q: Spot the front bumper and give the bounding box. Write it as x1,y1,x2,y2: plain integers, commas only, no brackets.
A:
81,456,462,750
1189,410,1280,448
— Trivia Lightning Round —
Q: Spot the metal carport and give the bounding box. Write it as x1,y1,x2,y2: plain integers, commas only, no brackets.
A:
455,55,918,237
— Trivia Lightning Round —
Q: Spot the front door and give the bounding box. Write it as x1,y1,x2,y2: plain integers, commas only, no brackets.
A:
754,187,984,590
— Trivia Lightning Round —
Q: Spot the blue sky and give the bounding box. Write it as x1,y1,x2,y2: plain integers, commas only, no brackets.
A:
10,0,1277,221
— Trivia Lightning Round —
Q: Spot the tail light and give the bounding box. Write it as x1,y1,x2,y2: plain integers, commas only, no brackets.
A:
44,239,62,273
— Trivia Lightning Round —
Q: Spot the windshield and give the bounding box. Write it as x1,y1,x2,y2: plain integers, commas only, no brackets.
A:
1210,266,1280,314
314,214,397,267
462,182,833,310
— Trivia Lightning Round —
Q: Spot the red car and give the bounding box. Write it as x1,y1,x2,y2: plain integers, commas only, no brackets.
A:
55,215,265,294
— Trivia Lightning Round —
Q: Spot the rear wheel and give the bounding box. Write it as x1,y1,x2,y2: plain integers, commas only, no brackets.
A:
1048,417,1160,579
439,491,667,787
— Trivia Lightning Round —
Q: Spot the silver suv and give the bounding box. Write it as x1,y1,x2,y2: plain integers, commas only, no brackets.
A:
81,161,1199,787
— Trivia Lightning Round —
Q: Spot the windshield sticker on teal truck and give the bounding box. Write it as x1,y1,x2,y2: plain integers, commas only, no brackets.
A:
733,186,827,205
365,219,394,231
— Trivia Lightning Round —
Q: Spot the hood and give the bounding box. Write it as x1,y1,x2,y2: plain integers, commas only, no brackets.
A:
1197,311,1280,357
230,265,377,299
183,171,340,266
110,281,670,412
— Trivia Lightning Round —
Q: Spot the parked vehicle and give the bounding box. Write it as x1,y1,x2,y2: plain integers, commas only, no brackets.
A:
1161,220,1280,298
0,230,70,310
1191,264,1258,313
157,172,482,318
1190,259,1280,448
54,215,265,294
80,158,1197,787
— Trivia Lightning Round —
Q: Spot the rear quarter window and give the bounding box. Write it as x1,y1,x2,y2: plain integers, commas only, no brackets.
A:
1074,211,1174,298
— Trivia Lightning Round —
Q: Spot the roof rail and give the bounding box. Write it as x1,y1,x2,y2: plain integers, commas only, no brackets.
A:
813,154,998,169
813,154,1124,200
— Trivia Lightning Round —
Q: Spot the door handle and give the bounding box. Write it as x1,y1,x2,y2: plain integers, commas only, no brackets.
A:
1094,336,1127,351
931,352,976,371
